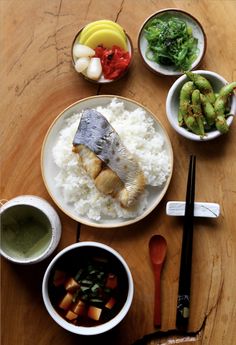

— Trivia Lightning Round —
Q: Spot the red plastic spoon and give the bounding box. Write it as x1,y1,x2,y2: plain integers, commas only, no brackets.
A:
149,234,167,328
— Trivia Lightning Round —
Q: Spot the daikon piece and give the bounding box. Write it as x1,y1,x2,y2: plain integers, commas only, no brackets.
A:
73,43,95,58
75,57,90,72
86,57,102,80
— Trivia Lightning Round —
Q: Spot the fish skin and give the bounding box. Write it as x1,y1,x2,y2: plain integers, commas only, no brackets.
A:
73,108,145,207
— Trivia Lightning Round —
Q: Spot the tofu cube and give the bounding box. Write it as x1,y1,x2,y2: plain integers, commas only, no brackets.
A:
59,292,73,310
53,270,66,287
88,306,102,321
64,277,80,293
65,310,78,321
105,274,118,289
72,300,85,316
105,297,116,309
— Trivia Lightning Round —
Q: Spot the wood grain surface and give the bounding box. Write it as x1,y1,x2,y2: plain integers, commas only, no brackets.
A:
1,1,236,345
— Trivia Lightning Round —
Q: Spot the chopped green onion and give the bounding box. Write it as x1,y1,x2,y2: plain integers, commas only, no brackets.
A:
80,286,90,292
81,279,93,285
75,268,83,281
91,283,100,292
90,298,103,303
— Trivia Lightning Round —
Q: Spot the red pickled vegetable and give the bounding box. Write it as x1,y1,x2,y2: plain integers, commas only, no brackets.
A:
95,45,131,80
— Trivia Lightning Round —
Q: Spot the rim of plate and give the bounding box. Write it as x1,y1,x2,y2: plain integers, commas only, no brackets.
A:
138,8,207,76
41,95,173,228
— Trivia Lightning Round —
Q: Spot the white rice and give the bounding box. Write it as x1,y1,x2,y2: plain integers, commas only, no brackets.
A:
52,98,171,221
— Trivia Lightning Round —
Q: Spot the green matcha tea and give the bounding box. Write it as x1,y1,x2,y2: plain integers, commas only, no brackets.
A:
1,205,52,260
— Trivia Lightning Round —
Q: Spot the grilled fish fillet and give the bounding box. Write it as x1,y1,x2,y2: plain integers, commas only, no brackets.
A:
72,109,145,208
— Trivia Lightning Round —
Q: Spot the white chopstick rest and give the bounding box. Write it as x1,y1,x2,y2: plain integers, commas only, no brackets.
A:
166,201,220,218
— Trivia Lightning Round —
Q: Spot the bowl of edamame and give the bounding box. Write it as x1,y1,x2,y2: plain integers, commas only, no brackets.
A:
166,70,236,141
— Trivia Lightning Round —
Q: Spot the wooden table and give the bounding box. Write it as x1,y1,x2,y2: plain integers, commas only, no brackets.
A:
1,1,236,344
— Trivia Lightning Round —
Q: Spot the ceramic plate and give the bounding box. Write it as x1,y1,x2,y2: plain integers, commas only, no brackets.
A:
138,8,206,76
41,96,173,228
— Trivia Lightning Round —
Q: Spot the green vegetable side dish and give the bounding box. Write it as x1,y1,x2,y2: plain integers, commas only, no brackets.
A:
178,72,236,137
144,15,199,71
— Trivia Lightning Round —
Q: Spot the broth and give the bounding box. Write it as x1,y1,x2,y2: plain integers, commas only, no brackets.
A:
1,205,52,260
48,247,129,327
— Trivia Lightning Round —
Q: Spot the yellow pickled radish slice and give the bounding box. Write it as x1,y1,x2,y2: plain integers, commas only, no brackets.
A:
79,23,126,45
80,19,126,41
83,29,127,50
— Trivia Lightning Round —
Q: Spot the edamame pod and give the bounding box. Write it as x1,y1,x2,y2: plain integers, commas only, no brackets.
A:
178,81,195,127
200,93,216,126
215,81,236,116
186,72,216,104
191,89,205,136
215,115,229,134
184,115,199,134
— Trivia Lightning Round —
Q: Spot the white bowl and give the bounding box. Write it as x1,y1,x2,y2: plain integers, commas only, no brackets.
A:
41,95,173,228
42,241,134,335
138,8,206,76
166,70,236,141
0,195,61,264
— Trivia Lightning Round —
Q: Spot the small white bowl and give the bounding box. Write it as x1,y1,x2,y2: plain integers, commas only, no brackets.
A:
71,27,133,83
42,241,134,335
0,195,61,264
138,8,206,76
166,70,236,141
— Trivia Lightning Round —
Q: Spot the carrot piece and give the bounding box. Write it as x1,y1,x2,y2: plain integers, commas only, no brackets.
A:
53,270,66,287
64,277,80,293
59,292,73,310
105,297,116,309
72,300,85,316
65,310,78,321
88,306,102,321
105,273,118,289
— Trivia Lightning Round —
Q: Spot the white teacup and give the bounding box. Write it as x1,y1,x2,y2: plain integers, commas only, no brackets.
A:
0,195,61,264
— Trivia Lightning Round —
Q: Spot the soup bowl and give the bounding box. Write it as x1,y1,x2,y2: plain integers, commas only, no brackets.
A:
42,241,134,335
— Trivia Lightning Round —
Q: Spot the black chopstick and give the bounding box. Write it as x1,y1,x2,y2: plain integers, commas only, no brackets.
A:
76,222,81,242
176,155,196,330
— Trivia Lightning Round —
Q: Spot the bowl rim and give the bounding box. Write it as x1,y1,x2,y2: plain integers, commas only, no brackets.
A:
42,241,134,335
166,69,235,141
71,26,134,84
40,95,174,228
137,8,207,76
